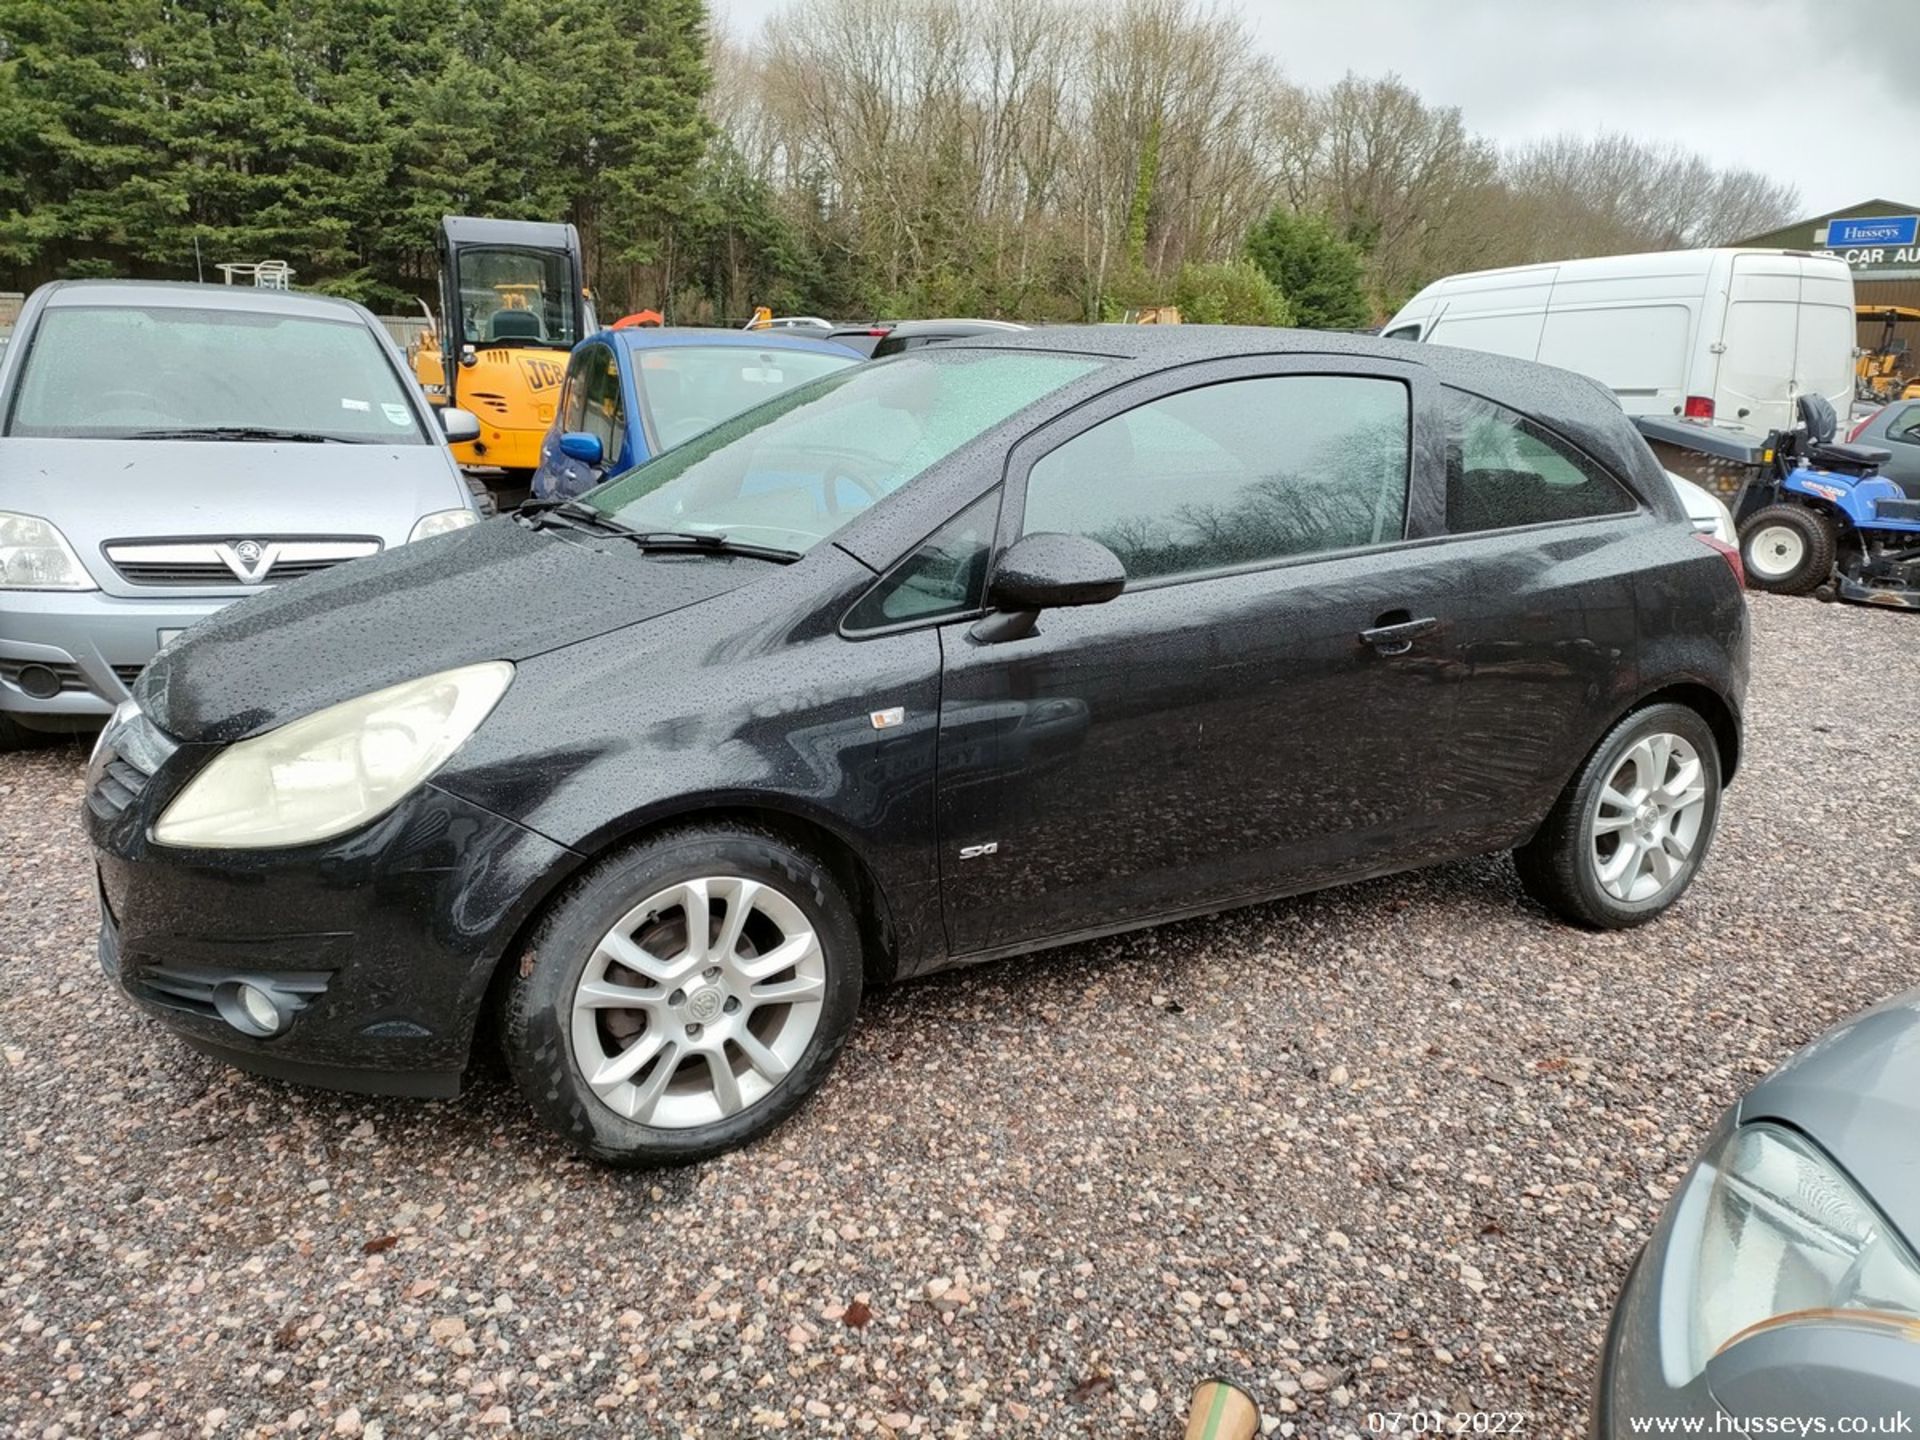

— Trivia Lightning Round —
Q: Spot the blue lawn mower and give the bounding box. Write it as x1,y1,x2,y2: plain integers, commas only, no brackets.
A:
1641,395,1920,610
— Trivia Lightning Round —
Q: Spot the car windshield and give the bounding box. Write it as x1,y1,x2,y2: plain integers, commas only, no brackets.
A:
634,345,860,451
456,246,580,350
585,350,1101,555
6,304,429,444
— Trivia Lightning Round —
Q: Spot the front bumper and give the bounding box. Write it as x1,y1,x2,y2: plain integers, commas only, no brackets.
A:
1,588,230,730
87,706,576,1096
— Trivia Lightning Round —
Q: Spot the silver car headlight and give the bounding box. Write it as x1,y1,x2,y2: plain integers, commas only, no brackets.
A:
408,509,480,544
0,511,97,590
152,662,513,849
1670,1122,1920,1380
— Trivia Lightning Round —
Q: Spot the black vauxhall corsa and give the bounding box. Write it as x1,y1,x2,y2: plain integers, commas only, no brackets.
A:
86,327,1750,1166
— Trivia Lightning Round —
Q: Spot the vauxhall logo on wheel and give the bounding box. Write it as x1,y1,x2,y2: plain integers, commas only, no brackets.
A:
216,539,278,584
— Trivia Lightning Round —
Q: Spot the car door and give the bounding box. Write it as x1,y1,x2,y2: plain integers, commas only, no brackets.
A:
1426,386,1644,843
1873,402,1920,492
932,355,1478,957
541,344,610,494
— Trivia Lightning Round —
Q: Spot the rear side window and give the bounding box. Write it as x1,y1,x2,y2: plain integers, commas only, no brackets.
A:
1887,405,1920,444
1021,374,1410,581
1443,389,1635,534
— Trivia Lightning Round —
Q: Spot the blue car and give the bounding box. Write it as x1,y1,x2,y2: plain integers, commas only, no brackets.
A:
530,327,861,500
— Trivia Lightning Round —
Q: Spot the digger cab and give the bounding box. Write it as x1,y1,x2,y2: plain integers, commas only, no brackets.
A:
417,217,596,487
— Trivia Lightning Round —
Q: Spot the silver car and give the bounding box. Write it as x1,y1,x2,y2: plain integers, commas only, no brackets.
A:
1593,990,1920,1432
0,280,483,748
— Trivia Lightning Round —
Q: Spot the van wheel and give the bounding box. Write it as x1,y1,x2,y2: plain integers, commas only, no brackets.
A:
1739,504,1834,595
501,825,863,1167
1515,703,1723,930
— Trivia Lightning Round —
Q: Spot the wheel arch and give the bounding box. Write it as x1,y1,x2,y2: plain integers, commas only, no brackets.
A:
1627,680,1741,782
466,797,909,1076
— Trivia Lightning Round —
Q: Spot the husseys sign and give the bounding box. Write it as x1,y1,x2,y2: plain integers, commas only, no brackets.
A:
1816,214,1920,269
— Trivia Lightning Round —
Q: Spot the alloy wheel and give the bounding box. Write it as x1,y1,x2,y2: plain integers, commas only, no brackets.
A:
569,876,827,1128
1588,732,1708,903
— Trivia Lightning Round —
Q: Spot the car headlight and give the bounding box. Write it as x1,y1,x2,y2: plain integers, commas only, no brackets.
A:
1678,1122,1920,1377
408,508,480,544
152,662,513,849
0,511,96,590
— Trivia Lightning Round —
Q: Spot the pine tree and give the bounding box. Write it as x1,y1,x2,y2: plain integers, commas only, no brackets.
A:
1244,208,1373,331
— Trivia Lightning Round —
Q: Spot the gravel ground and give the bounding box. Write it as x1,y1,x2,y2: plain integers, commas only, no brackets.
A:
2,593,1916,1440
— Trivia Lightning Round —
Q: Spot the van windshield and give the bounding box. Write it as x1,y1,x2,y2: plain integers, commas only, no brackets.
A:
585,350,1101,556
7,305,429,444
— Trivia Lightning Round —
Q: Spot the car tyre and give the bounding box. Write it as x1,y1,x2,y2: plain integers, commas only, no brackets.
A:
1739,503,1834,595
1514,702,1723,930
0,711,39,752
501,824,863,1167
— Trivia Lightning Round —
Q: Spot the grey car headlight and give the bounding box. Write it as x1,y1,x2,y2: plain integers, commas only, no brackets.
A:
152,662,512,849
0,510,97,590
408,508,480,544
1669,1122,1920,1380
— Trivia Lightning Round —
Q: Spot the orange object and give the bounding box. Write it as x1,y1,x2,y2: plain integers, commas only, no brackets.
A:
613,310,664,329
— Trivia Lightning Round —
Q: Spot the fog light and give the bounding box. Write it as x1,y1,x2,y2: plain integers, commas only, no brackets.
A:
16,663,61,700
215,981,287,1037
239,984,282,1032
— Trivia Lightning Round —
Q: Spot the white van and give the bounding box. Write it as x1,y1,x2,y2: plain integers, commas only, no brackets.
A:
1383,248,1855,436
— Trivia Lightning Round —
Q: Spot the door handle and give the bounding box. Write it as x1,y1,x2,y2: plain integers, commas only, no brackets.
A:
1359,614,1439,656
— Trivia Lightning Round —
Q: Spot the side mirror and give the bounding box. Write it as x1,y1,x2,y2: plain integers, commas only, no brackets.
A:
975,532,1125,642
558,431,604,467
439,406,481,445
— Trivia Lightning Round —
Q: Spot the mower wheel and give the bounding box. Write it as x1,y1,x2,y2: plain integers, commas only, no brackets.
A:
1739,504,1834,595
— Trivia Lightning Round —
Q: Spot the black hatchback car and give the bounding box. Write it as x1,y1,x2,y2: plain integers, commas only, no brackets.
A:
87,328,1749,1166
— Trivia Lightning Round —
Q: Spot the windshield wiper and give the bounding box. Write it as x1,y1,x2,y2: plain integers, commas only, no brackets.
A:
611,529,800,563
516,498,613,530
127,426,355,444
518,501,798,562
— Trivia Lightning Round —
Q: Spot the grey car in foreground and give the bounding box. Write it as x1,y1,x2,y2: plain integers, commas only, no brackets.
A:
1594,990,1920,1433
0,280,482,747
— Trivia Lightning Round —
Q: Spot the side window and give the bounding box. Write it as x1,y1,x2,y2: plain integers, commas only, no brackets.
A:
845,491,999,631
1383,324,1422,342
1021,375,1409,582
1889,405,1920,445
560,350,594,432
579,345,625,459
1443,388,1635,535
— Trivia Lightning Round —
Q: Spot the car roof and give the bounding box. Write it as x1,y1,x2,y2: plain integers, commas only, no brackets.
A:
595,326,861,358
946,323,1665,491
36,279,376,323
834,319,1027,338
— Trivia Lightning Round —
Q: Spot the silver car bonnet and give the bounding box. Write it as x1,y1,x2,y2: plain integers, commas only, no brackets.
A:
0,436,471,597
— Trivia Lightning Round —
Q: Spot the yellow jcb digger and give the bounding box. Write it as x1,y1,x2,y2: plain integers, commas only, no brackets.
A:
1855,304,1920,403
411,217,596,504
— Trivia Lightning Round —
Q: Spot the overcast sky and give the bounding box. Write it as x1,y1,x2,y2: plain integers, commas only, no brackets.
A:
713,0,1920,221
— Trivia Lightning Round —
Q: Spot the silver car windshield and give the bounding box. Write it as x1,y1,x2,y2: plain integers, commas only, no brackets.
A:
585,350,1101,556
6,305,429,444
